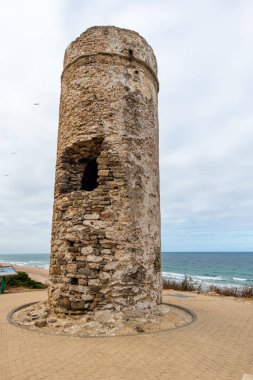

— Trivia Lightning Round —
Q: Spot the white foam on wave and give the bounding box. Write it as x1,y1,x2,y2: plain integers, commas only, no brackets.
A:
162,272,223,282
233,277,247,281
0,259,49,270
193,275,223,281
162,272,186,279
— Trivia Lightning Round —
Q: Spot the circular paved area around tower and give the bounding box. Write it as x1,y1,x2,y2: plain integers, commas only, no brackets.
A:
0,290,253,380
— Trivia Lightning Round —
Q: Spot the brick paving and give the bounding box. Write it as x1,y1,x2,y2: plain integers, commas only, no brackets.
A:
0,290,253,380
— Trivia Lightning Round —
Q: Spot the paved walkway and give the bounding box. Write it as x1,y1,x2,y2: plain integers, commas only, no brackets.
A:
0,290,253,380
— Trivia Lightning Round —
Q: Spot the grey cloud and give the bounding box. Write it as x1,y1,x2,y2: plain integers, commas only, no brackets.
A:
0,0,253,253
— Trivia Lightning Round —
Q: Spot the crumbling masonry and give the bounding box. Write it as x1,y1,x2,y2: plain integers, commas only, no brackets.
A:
48,26,162,315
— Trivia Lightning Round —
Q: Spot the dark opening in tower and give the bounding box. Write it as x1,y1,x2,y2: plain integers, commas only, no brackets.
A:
58,137,103,195
81,158,98,191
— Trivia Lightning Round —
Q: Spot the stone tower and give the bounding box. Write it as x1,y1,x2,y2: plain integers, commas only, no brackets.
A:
48,26,161,315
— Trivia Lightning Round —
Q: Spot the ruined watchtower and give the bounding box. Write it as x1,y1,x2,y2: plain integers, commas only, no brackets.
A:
48,26,161,315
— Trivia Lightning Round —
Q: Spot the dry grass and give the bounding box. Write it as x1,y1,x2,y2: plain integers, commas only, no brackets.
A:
162,276,201,292
209,285,253,298
163,276,253,298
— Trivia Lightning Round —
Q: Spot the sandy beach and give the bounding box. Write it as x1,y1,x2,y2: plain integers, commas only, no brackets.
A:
0,263,49,285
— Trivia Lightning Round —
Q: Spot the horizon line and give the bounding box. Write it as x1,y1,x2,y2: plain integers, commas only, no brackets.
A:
1,251,253,255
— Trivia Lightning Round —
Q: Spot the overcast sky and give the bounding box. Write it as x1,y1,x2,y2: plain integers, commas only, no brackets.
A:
0,0,253,253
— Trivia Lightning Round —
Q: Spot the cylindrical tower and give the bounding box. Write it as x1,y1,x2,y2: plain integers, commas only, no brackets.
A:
48,26,161,315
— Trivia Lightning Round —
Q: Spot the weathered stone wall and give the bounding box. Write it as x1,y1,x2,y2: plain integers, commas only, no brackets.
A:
48,26,161,315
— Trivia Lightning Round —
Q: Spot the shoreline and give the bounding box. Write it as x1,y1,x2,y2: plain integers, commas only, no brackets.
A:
0,261,252,297
0,262,252,300
0,262,49,285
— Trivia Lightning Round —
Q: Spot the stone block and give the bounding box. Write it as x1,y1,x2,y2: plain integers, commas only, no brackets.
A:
84,213,100,220
98,169,109,176
71,301,86,310
81,246,93,255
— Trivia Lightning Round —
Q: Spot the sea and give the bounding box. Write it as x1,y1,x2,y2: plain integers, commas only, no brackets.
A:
0,252,253,289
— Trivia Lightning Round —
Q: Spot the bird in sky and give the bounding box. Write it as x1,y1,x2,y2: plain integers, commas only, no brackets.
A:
10,152,16,155
33,103,40,106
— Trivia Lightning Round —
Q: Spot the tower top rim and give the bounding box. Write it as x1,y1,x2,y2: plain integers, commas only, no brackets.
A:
63,25,158,76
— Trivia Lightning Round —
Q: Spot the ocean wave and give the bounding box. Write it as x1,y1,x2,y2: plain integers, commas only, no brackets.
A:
193,275,223,281
0,259,49,270
162,272,223,282
162,271,251,289
162,271,185,279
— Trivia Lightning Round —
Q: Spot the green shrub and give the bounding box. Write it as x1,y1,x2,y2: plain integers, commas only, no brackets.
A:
5,271,46,289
